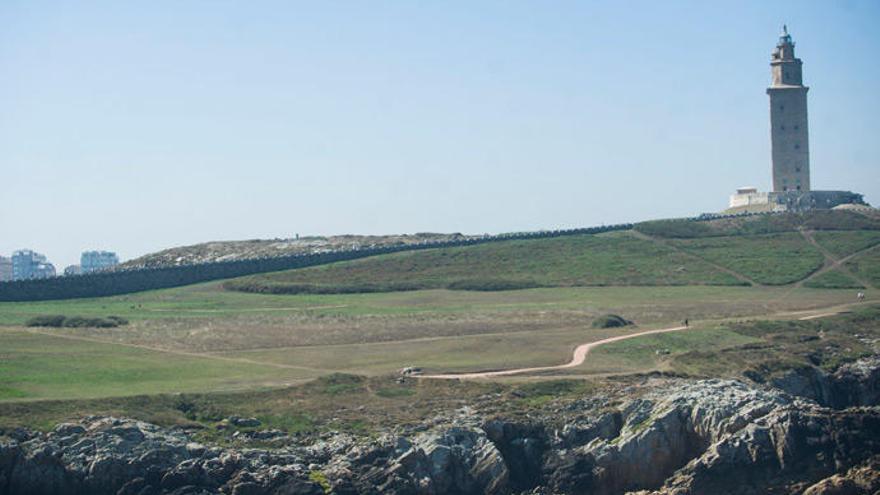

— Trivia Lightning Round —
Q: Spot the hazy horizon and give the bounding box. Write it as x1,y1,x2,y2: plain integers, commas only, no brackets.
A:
3,1,879,269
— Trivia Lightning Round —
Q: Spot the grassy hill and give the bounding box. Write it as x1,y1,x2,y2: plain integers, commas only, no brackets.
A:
223,233,747,294
225,211,880,294
1,209,879,437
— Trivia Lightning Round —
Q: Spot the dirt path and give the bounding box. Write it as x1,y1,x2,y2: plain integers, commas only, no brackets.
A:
797,230,878,289
12,300,867,383
419,304,863,380
630,231,762,286
17,327,345,374
418,324,688,379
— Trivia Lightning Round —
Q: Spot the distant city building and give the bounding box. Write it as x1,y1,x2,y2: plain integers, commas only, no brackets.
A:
81,251,119,273
12,250,56,280
0,256,12,282
64,264,83,276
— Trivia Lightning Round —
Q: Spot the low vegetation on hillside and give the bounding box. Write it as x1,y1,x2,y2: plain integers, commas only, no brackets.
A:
670,306,880,379
223,234,745,294
846,249,880,287
221,211,879,295
584,305,880,380
634,210,880,239
803,270,865,289
25,315,129,328
810,231,880,258
668,233,825,285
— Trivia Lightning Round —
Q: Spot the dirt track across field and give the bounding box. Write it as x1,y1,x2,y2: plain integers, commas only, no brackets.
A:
418,324,689,379
419,305,861,380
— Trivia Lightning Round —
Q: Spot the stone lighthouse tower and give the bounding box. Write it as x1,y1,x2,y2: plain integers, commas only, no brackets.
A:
768,25,810,192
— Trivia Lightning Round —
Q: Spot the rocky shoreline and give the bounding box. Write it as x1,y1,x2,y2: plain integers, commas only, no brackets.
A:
2,358,879,495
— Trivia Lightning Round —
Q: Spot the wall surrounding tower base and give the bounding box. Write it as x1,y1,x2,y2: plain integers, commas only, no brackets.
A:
769,190,866,212
725,190,867,214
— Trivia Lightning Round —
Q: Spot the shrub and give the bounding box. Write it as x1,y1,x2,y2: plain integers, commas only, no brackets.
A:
634,220,715,238
223,280,422,295
591,314,633,329
446,279,542,291
25,315,67,327
62,316,119,328
24,315,128,328
107,316,129,325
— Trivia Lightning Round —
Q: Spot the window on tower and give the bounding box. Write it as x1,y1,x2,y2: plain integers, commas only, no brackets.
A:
794,125,799,130
794,144,800,150
780,125,785,130
780,105,785,111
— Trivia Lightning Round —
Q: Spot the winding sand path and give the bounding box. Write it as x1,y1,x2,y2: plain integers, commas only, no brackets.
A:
419,324,688,379
419,304,862,380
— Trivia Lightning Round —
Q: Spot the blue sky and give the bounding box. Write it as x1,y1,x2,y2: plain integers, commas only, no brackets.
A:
2,1,879,268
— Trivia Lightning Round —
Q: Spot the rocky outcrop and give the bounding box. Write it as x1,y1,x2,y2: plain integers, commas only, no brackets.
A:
641,405,880,494
770,356,880,409
542,380,794,494
802,455,880,495
2,375,880,495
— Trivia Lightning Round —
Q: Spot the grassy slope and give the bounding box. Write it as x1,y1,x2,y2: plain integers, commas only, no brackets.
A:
811,231,880,259
226,212,880,294
244,230,826,290
668,233,824,285
224,234,745,293
634,210,880,239
846,248,880,287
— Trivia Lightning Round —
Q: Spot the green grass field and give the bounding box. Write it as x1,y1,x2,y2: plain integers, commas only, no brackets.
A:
3,306,878,433
2,212,879,434
0,284,867,405
0,329,317,401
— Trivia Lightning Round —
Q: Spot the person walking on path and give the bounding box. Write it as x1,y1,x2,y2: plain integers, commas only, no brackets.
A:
684,318,689,327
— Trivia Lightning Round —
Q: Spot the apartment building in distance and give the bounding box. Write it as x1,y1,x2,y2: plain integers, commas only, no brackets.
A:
0,256,12,282
12,250,56,280
81,251,120,273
